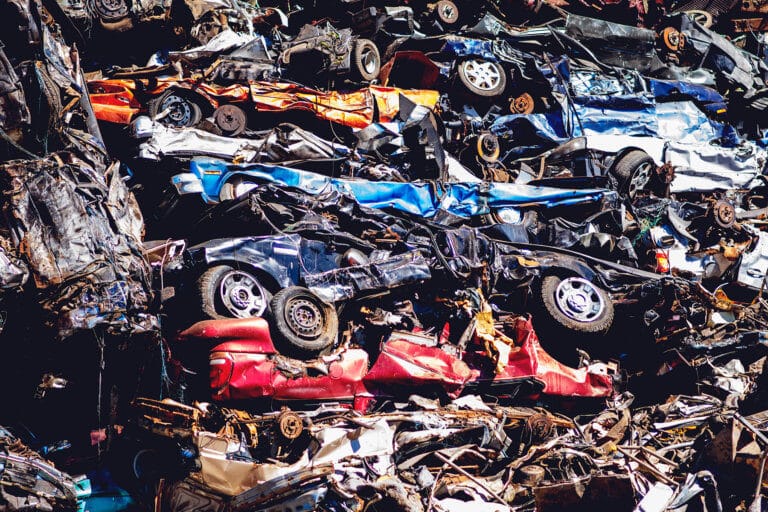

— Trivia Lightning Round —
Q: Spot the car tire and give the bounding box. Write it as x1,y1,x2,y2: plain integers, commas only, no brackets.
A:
268,286,338,359
352,39,381,82
610,150,656,199
457,59,507,97
535,274,614,336
196,265,271,320
149,90,203,128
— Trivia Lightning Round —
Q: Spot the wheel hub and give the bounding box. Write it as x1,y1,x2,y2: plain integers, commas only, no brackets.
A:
361,48,377,74
278,411,303,440
629,162,652,197
477,133,500,162
161,96,193,127
713,200,735,228
510,93,534,114
439,3,457,22
286,298,323,338
463,60,501,91
219,271,268,318
214,104,246,135
554,277,605,323
229,286,251,309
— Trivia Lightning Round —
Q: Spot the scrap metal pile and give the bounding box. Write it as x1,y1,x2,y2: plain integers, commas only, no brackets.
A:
4,0,768,510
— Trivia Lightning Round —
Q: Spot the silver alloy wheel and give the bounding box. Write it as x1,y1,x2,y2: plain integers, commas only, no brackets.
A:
554,277,605,323
219,270,269,318
628,161,653,197
360,46,378,75
460,60,502,92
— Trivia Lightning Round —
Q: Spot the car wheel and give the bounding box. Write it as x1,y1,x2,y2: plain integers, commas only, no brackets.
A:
352,39,381,82
91,0,130,21
213,104,247,136
434,0,460,26
196,265,271,320
269,286,338,359
536,275,614,336
610,150,656,199
219,176,258,201
149,90,203,128
457,59,506,97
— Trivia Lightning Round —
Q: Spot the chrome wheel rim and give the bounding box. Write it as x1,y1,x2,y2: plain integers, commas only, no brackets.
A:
219,270,268,318
361,46,378,75
554,277,605,323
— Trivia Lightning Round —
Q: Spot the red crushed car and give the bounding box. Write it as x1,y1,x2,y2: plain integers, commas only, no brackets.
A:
176,315,614,411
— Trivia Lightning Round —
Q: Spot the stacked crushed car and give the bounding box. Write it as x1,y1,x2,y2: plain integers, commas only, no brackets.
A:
3,0,768,510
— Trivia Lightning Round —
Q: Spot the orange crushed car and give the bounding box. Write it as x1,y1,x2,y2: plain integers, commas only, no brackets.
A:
87,78,440,132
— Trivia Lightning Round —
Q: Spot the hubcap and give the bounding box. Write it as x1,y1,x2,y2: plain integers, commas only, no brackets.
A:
159,95,194,127
462,60,502,91
286,298,324,339
554,277,605,323
219,271,268,318
628,162,652,197
361,47,378,75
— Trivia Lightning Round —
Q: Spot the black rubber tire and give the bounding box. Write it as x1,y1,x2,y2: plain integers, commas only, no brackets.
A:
535,274,614,336
149,90,203,128
610,150,655,198
195,265,271,320
352,39,381,82
269,286,338,359
456,59,507,98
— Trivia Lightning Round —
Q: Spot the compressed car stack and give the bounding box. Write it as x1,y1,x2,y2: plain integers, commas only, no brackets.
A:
3,0,768,509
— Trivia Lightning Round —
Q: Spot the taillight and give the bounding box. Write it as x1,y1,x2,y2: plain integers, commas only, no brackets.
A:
655,250,670,274
209,352,233,396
